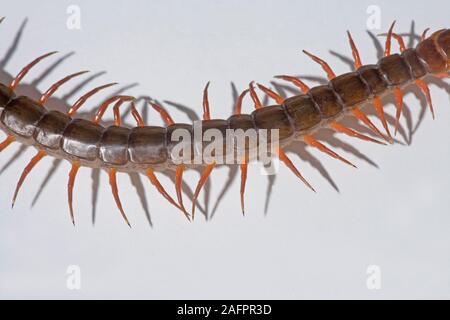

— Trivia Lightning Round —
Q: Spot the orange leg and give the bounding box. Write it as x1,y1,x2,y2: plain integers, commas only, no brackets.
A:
112,99,125,126
303,135,357,168
130,101,145,126
9,51,57,90
234,89,249,115
202,81,211,120
415,79,435,119
109,168,131,227
248,82,263,109
277,148,315,192
351,107,393,143
11,150,47,208
0,135,15,152
67,161,81,225
378,32,406,53
391,33,406,52
191,163,215,220
384,21,396,56
392,87,404,135
256,83,284,104
234,89,250,214
274,75,310,93
302,50,336,80
39,70,88,104
329,121,386,145
373,96,392,139
93,95,134,124
347,31,362,69
175,164,187,215
146,168,189,219
67,83,117,116
239,162,248,215
149,101,175,125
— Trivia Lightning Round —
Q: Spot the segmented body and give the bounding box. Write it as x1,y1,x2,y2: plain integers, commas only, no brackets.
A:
0,21,449,225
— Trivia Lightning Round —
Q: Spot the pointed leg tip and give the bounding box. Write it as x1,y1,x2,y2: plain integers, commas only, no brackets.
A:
191,205,196,221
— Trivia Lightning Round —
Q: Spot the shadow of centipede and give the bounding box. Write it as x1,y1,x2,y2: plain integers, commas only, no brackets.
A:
0,19,448,225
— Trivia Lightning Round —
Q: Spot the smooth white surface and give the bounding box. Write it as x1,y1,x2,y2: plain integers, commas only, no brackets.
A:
0,0,449,299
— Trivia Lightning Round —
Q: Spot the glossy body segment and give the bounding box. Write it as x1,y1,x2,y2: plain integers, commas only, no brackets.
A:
401,49,428,79
251,105,294,141
378,54,412,86
357,65,388,96
128,126,167,165
437,29,450,65
416,33,448,73
34,110,71,149
283,95,321,132
200,119,229,153
330,72,370,106
99,126,130,166
1,96,45,137
166,123,194,163
307,85,343,119
228,114,256,152
61,119,104,161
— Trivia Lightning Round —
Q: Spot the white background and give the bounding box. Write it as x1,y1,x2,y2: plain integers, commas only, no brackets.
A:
0,0,449,299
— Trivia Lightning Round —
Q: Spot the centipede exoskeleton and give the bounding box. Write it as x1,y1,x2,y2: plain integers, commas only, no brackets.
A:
0,17,449,226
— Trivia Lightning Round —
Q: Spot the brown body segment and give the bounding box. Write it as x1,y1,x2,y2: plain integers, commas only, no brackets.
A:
227,114,256,154
1,96,45,137
228,114,255,131
166,123,194,163
436,29,450,65
34,110,71,149
401,49,428,79
199,119,229,159
61,119,104,161
307,85,343,118
330,72,370,106
378,54,412,86
128,126,167,165
357,65,388,95
416,36,447,73
99,126,130,166
251,105,294,141
283,95,321,132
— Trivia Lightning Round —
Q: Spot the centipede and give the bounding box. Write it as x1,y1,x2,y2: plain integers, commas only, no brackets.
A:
0,17,449,226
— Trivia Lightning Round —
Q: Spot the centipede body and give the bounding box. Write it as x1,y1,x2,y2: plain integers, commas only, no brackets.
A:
0,17,449,225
